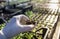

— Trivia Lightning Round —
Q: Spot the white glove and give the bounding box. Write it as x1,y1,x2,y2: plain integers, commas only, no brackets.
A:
0,14,34,39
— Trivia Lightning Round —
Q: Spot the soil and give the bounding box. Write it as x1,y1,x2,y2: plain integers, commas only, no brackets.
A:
20,19,35,25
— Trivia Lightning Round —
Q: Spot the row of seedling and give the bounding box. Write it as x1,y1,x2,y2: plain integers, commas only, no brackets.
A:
13,9,59,39
25,10,59,38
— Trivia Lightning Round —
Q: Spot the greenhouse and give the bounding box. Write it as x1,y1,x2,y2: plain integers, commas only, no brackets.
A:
0,0,60,39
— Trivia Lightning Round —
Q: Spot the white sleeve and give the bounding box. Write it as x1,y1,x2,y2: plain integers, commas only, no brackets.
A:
0,30,7,39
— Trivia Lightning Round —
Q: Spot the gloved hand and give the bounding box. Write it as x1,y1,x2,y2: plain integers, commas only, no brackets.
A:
0,14,34,39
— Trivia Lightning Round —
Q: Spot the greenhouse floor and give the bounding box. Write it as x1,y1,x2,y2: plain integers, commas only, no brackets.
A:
52,16,60,39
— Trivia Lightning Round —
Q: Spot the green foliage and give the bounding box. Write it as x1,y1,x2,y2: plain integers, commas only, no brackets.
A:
0,8,58,39
0,23,5,30
25,11,34,19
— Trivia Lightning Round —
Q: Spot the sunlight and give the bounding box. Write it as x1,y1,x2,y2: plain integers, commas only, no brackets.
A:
48,0,59,10
49,0,59,3
49,4,58,10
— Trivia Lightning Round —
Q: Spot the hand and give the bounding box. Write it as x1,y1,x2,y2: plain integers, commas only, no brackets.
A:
1,14,34,38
